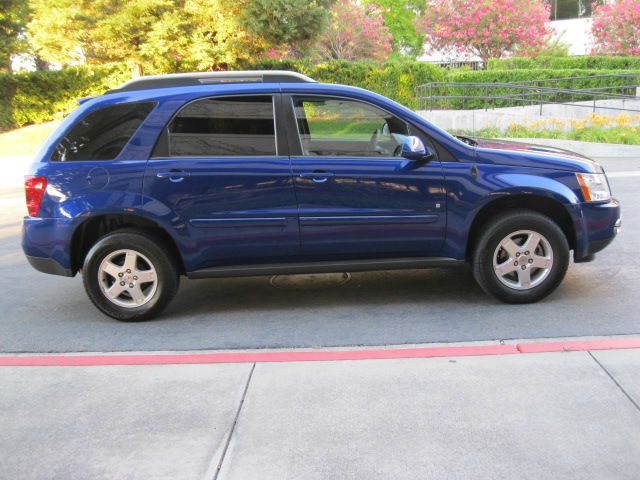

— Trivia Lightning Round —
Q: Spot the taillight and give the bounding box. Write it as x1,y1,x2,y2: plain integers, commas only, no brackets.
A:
25,176,47,217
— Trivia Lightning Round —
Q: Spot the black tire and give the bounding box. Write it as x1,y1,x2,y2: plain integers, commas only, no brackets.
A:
472,209,569,304
82,229,179,321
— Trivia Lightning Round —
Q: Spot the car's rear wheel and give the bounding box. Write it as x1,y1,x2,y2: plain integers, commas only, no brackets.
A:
82,230,179,321
472,210,569,303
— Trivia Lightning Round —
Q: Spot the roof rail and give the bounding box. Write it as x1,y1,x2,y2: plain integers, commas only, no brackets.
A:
106,70,316,94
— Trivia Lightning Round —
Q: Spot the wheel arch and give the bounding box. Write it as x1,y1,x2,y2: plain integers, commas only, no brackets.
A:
465,194,576,261
70,213,186,275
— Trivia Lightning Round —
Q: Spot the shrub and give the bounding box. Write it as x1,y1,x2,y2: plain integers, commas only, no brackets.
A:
3,59,637,131
231,59,445,108
0,64,129,131
487,56,640,70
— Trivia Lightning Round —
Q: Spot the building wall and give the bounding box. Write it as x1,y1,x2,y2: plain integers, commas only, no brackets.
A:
549,18,594,56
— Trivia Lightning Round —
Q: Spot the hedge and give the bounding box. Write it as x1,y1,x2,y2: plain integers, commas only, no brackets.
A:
0,60,445,131
2,58,639,131
487,56,640,71
243,59,446,108
427,69,640,110
0,64,130,131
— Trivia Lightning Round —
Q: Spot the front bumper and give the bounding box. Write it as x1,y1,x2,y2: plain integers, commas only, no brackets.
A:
573,198,621,262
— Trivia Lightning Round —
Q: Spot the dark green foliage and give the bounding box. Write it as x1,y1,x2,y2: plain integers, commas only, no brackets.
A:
1,60,444,130
0,64,129,130
239,59,445,108
364,0,425,57
487,56,640,70
4,58,640,131
239,0,334,50
0,0,29,72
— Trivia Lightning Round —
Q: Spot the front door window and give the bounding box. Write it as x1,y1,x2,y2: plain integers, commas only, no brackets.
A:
292,97,409,158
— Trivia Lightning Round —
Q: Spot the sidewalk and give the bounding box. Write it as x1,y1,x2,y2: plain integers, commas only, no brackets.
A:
2,338,639,480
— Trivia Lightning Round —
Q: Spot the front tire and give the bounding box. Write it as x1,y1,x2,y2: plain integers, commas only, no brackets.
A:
82,230,179,321
472,210,569,303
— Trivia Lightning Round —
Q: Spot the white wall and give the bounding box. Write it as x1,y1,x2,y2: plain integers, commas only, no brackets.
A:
549,18,594,56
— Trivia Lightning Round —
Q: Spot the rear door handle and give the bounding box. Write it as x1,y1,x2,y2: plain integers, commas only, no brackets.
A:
299,171,334,183
156,170,191,183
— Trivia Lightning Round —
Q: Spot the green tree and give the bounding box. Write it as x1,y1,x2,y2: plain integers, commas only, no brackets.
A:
139,0,257,72
28,0,175,68
239,0,334,55
364,0,424,57
0,0,29,72
27,0,260,73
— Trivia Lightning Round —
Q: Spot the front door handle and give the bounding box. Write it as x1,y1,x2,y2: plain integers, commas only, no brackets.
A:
300,171,334,183
156,170,191,183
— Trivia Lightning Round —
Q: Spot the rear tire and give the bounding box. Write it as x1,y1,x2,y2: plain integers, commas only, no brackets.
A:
82,229,179,321
472,210,569,303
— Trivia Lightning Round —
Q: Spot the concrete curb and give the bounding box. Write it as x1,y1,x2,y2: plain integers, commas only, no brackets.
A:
2,336,639,367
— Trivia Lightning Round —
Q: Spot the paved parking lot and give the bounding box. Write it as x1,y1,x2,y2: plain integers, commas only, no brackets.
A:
1,156,638,354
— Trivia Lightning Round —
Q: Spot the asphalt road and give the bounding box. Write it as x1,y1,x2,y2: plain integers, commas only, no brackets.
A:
1,156,638,353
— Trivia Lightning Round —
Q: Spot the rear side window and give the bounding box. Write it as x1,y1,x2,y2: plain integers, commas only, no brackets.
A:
163,96,276,157
51,102,155,162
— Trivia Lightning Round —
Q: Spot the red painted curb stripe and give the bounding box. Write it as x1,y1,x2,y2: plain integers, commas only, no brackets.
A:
0,344,517,367
0,338,638,367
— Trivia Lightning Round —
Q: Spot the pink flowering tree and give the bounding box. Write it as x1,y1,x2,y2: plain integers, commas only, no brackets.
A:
416,0,551,64
591,0,640,56
316,0,393,61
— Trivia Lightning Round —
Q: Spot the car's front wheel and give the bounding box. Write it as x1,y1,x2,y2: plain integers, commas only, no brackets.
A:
472,210,570,303
82,230,179,321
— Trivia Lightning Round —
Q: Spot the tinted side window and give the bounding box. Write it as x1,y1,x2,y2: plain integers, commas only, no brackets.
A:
292,96,409,157
167,96,276,157
51,102,155,162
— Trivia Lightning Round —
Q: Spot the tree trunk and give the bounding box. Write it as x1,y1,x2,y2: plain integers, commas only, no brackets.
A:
131,63,143,79
34,56,50,71
0,55,12,73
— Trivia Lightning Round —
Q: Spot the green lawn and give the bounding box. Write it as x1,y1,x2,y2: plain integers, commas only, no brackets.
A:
0,122,58,157
308,118,382,140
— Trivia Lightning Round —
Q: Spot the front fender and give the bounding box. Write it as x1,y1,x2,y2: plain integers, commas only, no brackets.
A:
442,163,581,259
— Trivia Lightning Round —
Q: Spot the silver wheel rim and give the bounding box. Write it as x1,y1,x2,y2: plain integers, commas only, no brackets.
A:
98,249,158,308
492,230,553,290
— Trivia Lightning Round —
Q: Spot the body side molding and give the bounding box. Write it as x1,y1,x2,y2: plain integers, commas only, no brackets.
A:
187,256,465,279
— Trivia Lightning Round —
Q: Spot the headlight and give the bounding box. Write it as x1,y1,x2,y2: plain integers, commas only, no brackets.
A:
576,173,611,202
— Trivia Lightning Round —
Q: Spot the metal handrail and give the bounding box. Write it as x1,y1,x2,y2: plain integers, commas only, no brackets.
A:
416,73,640,112
512,73,640,84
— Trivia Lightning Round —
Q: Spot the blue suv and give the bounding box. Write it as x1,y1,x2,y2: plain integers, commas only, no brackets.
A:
22,71,621,321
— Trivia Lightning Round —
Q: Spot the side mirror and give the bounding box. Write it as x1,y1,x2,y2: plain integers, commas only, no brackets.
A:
400,136,435,162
